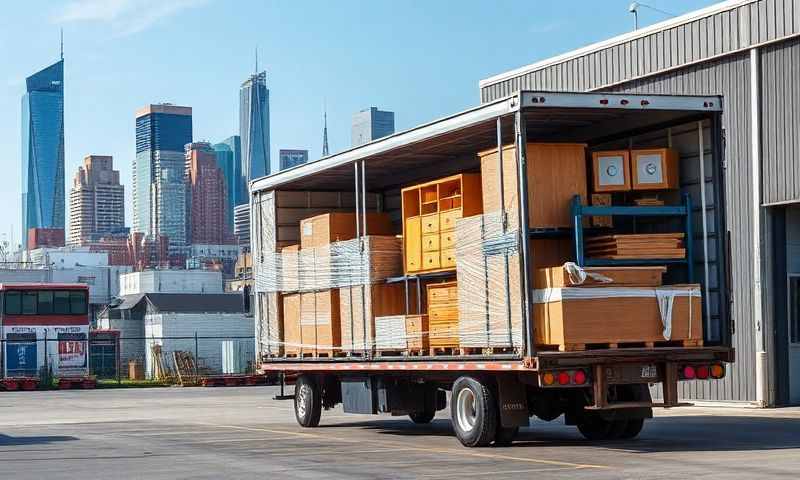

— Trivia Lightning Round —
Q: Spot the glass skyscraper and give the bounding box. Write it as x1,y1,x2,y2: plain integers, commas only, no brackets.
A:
21,59,65,236
240,71,270,180
133,104,192,253
212,137,242,234
351,107,395,147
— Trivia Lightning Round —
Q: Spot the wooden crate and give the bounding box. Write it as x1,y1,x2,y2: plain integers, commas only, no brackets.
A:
631,148,679,191
590,193,613,228
256,291,283,357
280,245,300,292
283,290,341,356
427,281,459,349
375,314,429,351
480,143,587,229
339,283,411,352
533,284,703,351
401,173,482,274
533,265,666,289
300,212,394,249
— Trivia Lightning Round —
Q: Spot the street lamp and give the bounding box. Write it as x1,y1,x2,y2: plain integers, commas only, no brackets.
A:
629,2,676,31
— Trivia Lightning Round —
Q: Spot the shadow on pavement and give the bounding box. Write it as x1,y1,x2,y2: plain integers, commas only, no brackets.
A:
0,434,78,446
319,414,800,452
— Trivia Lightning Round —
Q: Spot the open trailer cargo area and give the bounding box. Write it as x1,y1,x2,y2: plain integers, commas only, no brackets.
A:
251,91,734,447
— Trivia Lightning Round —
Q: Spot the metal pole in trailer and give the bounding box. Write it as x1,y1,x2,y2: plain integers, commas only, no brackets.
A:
514,110,534,358
497,116,514,349
360,160,369,356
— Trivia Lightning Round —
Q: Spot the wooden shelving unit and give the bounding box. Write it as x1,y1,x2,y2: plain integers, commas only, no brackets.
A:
401,173,482,274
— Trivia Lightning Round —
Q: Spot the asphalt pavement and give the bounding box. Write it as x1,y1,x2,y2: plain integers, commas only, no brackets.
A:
1,386,799,479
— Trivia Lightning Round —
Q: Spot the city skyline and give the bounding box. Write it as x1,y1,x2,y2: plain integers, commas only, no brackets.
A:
0,0,714,248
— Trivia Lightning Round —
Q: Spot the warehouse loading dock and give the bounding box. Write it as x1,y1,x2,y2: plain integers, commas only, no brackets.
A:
251,91,734,447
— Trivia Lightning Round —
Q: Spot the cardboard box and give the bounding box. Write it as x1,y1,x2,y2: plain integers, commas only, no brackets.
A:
282,289,341,356
339,283,410,352
300,212,393,249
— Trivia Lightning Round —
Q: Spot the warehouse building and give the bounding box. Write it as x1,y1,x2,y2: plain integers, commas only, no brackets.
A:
480,0,799,406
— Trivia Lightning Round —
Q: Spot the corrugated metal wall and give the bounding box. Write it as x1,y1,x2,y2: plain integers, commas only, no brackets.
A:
607,54,756,402
760,37,800,205
481,0,799,103
477,0,800,400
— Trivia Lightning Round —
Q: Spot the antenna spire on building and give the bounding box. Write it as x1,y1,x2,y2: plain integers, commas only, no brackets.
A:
322,101,330,157
60,28,64,60
255,45,258,74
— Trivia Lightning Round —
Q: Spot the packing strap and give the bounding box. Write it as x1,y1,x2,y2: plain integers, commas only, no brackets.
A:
563,262,613,286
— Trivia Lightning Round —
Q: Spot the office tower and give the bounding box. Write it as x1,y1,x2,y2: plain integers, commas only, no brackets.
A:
213,136,243,234
68,155,125,246
351,107,395,146
133,104,192,254
21,58,65,239
279,149,309,171
186,142,229,245
240,71,270,180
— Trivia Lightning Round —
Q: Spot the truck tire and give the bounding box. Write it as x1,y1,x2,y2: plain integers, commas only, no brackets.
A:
576,415,627,441
294,375,322,428
451,376,497,447
619,418,645,439
409,410,436,424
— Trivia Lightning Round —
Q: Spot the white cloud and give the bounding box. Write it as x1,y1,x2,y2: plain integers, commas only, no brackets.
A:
51,0,209,37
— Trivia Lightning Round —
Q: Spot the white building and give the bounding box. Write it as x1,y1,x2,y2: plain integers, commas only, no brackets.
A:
98,292,250,377
119,270,223,296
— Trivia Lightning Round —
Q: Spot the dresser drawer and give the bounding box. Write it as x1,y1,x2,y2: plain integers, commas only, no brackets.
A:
422,251,441,270
441,249,456,269
428,284,458,304
422,234,439,252
439,209,461,232
421,214,439,234
440,231,456,250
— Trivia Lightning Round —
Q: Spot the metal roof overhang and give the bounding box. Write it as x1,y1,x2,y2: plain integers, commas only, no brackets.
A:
250,91,722,193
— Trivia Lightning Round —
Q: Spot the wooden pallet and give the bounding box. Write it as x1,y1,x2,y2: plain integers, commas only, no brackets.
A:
539,339,704,352
429,347,459,356
375,348,426,357
458,346,519,356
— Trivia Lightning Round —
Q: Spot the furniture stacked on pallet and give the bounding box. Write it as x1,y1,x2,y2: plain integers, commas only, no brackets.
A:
532,264,703,351
455,143,586,352
254,190,383,358
281,212,399,357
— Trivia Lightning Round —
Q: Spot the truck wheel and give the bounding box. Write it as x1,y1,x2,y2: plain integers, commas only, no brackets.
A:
409,410,436,424
577,415,626,441
493,426,519,447
619,418,645,439
294,375,322,428
451,376,497,447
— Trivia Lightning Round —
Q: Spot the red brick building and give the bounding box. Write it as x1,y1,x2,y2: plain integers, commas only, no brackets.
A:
185,142,232,245
27,227,65,250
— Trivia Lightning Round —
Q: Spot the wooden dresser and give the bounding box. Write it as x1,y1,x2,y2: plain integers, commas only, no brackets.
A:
401,173,482,274
427,281,459,350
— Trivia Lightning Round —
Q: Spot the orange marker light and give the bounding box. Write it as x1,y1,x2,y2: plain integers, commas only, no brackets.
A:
710,364,725,379
542,372,555,386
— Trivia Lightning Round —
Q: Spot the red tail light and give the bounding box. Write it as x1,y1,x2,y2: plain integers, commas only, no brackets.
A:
573,370,587,385
696,366,709,380
683,366,696,379
558,372,571,385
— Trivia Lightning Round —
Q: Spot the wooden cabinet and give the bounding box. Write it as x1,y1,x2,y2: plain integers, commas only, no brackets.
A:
427,281,459,349
592,150,631,192
480,143,587,228
401,174,482,274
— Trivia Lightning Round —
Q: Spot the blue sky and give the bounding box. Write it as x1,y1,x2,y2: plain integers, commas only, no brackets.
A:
0,0,717,249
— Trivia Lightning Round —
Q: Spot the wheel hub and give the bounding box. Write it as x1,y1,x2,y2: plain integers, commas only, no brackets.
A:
456,388,477,432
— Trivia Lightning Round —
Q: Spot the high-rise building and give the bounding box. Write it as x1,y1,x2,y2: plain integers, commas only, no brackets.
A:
185,142,230,245
351,107,395,146
133,104,192,255
233,204,250,252
213,136,243,234
279,149,309,171
240,71,270,180
21,58,65,238
68,155,125,246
